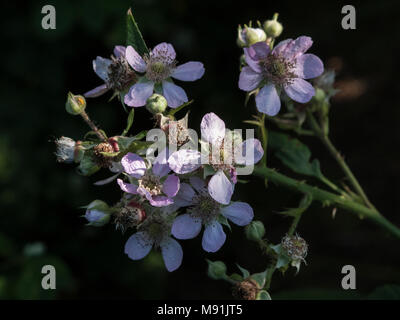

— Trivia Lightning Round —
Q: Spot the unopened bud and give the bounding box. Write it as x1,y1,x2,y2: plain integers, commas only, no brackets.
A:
146,93,167,114
84,200,111,226
245,220,265,242
207,260,227,280
55,137,84,163
263,14,283,38
313,88,326,104
237,26,267,47
65,92,86,115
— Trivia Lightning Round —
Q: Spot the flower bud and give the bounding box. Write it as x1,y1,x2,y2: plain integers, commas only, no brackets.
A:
313,88,326,104
237,26,267,47
263,15,283,38
55,137,85,163
207,260,227,280
84,200,111,227
146,93,168,114
65,92,86,115
245,220,265,242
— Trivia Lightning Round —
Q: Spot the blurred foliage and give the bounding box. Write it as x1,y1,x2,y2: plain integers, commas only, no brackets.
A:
0,0,399,299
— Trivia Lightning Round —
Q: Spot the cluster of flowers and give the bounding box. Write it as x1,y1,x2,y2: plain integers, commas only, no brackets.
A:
56,13,323,272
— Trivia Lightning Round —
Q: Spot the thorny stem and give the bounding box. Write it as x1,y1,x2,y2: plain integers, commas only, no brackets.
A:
306,111,376,210
80,110,108,142
253,165,400,239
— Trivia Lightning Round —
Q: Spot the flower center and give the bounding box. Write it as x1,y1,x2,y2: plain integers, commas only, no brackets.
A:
138,173,163,196
141,215,170,247
113,201,146,233
107,56,137,91
144,52,176,83
260,53,296,86
191,192,220,224
208,138,236,170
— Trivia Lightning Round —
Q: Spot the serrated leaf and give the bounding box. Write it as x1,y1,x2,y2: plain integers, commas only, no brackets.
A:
236,264,250,279
269,131,327,181
126,8,149,56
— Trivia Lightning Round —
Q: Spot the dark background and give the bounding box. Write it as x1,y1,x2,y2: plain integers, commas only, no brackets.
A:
1,0,399,299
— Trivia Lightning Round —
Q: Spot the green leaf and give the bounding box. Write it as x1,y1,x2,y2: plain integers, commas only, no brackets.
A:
126,8,149,56
121,108,135,136
236,264,250,279
168,100,194,116
117,131,148,150
269,131,326,181
257,290,272,300
229,273,243,282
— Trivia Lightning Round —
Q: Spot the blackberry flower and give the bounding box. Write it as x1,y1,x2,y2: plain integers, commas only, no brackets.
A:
171,177,254,252
123,42,205,108
239,36,324,115
117,148,180,207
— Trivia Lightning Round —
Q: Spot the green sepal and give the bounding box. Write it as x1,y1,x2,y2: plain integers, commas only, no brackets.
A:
236,264,250,279
121,108,135,136
257,290,272,300
77,154,100,176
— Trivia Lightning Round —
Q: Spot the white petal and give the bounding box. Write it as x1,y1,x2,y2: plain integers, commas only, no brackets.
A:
200,112,226,146
124,232,153,260
208,170,234,205
168,149,201,174
202,222,226,253
220,202,254,226
160,237,183,272
171,62,205,81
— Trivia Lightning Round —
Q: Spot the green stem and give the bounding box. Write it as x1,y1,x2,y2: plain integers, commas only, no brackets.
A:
288,212,303,236
253,166,400,239
306,111,376,210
